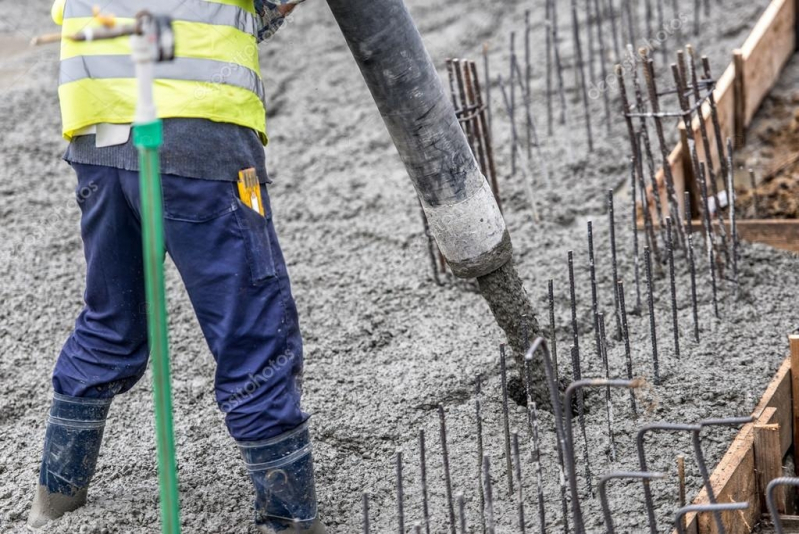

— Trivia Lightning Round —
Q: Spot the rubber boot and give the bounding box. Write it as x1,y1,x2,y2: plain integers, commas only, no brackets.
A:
238,422,326,534
27,393,112,530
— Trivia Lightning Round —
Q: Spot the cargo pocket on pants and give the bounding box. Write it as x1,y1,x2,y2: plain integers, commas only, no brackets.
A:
234,189,277,284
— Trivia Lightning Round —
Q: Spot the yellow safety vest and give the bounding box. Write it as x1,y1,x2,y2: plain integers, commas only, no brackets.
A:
53,0,268,144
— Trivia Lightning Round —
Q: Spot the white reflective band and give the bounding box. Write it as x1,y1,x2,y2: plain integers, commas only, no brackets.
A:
64,0,259,37
60,55,266,105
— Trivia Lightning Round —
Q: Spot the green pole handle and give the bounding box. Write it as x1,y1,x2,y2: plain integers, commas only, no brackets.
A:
134,119,181,534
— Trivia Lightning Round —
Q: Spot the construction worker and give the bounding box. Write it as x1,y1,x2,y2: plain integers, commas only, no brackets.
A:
28,1,326,533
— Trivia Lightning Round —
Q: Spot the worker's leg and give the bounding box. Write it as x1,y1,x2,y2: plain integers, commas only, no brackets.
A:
159,174,323,533
29,163,149,529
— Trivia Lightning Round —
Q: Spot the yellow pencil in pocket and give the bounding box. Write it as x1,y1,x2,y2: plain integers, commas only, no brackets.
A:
237,168,264,217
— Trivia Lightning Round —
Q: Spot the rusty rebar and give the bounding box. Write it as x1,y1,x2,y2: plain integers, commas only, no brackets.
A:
500,344,514,496
644,246,660,384
618,281,638,417
685,192,700,342
419,430,431,534
666,217,680,358
438,404,457,534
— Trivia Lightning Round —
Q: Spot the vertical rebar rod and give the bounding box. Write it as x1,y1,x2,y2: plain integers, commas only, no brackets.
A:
685,192,700,343
551,0,569,126
677,455,687,525
618,281,638,416
500,345,514,496
418,203,441,285
593,0,613,129
439,404,457,534
483,43,493,140
462,61,488,181
598,313,617,462
570,0,595,151
545,0,554,136
525,11,533,159
571,344,594,497
666,217,680,358
419,430,431,534
622,0,637,47
585,0,597,84
644,247,660,384
607,0,622,59
510,58,550,186
641,50,686,250
656,0,666,63
396,449,405,534
453,58,476,154
475,379,486,534
568,251,581,366
588,221,602,367
510,32,517,175
629,159,642,313
616,64,659,261
698,162,720,318
548,279,559,378
457,494,467,534
727,138,739,292
483,455,496,534
512,432,527,534
524,353,567,533
363,493,370,534
468,61,501,213
702,56,728,180
608,190,622,339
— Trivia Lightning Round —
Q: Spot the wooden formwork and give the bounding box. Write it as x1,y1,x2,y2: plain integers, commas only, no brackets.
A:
646,0,798,253
672,336,799,534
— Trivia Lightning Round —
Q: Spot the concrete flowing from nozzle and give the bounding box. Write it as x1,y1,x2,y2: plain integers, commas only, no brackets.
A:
326,0,511,278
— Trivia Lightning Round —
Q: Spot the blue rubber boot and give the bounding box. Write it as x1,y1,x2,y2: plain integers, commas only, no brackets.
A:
238,422,326,534
27,393,112,530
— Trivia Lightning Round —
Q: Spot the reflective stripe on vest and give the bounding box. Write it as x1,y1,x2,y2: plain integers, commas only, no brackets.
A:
64,0,259,36
57,0,267,143
60,55,266,106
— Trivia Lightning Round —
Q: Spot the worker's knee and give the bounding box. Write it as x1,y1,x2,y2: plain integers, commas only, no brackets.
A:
53,328,149,399
217,347,306,442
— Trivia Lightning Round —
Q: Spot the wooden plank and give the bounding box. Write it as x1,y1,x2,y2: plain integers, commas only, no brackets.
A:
792,335,799,475
676,358,792,534
733,50,746,149
754,407,784,513
682,220,799,254
741,0,796,125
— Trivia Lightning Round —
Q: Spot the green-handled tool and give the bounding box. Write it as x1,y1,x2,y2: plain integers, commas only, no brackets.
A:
130,14,181,534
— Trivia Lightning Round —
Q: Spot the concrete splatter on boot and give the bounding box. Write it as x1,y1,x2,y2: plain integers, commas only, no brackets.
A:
239,422,326,534
27,393,112,530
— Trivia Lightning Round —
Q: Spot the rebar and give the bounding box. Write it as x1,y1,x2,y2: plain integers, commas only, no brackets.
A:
526,340,570,534
598,314,617,462
685,192,700,343
616,64,660,261
586,0,597,84
439,404,457,534
698,162,720,318
644,247,660,384
524,352,574,534
608,190,622,340
618,281,638,416
512,432,527,533
457,493,467,534
702,56,729,181
500,345,514,496
666,217,680,358
548,280,559,377
510,32,517,175
592,0,613,129
630,160,643,314
571,345,593,498
483,43,493,140
483,455,496,534
641,49,687,250
396,449,405,534
419,430,431,534
599,472,665,534
767,478,799,533
545,0,554,136
636,423,702,534
418,203,442,285
677,454,686,523
656,0,666,63
588,221,602,367
622,0,637,47
525,11,533,159
363,493,370,534
550,0,569,126
570,0,595,151
474,380,486,534
452,58,476,154
675,503,748,534
461,61,488,182
607,0,622,60
468,60,501,212
568,251,581,370
727,138,739,292
510,57,550,186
